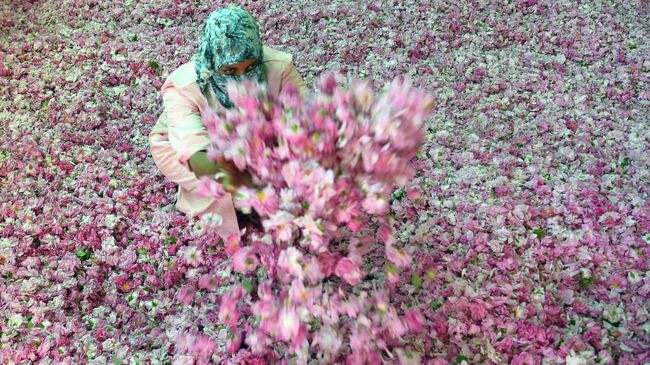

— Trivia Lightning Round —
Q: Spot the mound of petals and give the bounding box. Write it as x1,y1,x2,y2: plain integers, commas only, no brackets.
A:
0,0,647,364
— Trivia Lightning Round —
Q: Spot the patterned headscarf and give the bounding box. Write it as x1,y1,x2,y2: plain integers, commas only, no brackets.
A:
194,6,266,109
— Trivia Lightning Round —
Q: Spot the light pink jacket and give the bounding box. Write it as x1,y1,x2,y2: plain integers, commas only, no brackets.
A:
149,45,306,238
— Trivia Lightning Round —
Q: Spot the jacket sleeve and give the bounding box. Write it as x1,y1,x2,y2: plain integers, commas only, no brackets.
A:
161,87,210,165
280,61,308,96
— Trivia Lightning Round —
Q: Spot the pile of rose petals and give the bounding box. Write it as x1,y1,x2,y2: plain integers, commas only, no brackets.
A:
0,0,647,364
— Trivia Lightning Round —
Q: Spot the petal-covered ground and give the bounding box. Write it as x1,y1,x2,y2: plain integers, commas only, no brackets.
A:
1,0,648,364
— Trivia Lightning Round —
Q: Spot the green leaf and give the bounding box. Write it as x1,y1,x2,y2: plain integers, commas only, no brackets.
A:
430,300,441,310
532,228,545,239
578,275,595,290
242,279,253,294
148,61,159,70
137,248,148,255
620,156,631,168
165,237,177,245
455,355,470,363
76,249,91,260
411,273,422,288
392,189,406,200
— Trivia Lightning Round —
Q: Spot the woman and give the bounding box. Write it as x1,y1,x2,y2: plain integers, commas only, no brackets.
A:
148,6,307,240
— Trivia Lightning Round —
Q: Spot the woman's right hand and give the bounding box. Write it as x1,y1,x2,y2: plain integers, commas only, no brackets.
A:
189,151,256,192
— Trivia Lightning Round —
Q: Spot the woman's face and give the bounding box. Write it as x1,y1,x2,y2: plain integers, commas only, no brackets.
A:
218,58,260,76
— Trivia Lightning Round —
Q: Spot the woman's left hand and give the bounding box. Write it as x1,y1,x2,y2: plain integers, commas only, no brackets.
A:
218,161,256,193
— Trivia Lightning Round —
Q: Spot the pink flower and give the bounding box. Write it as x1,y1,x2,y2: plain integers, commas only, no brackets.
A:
362,192,389,215
386,308,408,338
334,257,362,285
333,200,362,224
226,328,243,354
219,286,245,326
190,335,217,360
386,246,411,268
278,247,304,280
177,286,196,306
404,308,425,332
118,248,136,270
347,216,365,232
304,256,324,284
469,302,488,321
407,188,423,203
232,246,259,274
181,245,204,267
263,210,296,242
198,275,219,291
349,235,373,256
317,251,340,278
289,279,308,305
312,326,343,357
296,214,325,252
251,186,279,216
276,303,300,341
223,234,241,256
511,352,536,365
173,355,196,365
386,264,400,284
195,177,226,199
377,224,394,244
219,301,239,327
245,329,270,354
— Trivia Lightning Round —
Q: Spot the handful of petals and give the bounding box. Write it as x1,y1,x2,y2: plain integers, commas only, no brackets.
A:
196,72,434,361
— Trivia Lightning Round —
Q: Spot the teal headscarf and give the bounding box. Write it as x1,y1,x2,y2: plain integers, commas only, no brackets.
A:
195,6,266,109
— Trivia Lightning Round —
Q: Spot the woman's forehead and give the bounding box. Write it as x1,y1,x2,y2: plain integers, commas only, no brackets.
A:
221,58,259,68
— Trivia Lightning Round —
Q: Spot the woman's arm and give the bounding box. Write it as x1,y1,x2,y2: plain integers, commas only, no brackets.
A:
162,87,253,190
281,62,308,95
163,88,211,165
188,151,222,177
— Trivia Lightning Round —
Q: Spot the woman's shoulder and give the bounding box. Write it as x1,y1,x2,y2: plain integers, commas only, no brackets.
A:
262,45,294,65
164,61,199,90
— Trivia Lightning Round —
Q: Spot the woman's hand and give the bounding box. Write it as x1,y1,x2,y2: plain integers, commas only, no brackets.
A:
220,163,255,193
189,151,256,193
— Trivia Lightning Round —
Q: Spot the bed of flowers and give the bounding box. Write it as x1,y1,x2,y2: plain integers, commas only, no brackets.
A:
0,0,648,364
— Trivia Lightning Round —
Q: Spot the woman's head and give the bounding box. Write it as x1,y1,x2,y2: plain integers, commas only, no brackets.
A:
195,6,266,109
